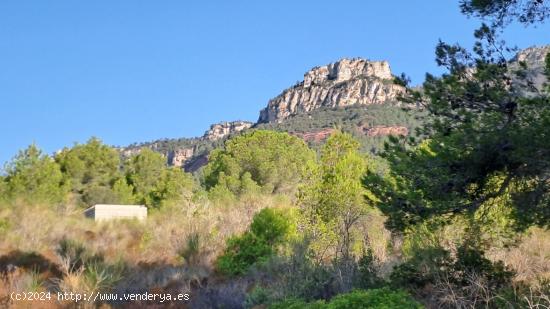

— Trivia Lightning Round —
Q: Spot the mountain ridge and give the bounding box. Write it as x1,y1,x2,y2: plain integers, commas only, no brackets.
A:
121,45,549,171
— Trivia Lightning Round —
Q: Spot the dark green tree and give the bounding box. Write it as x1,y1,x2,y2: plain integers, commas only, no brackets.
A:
124,148,195,208
203,130,316,195
460,0,550,26
365,25,550,231
56,138,121,189
147,167,195,208
4,144,68,204
125,148,166,202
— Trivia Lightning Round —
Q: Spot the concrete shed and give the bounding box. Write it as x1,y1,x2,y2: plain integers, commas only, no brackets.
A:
84,204,147,221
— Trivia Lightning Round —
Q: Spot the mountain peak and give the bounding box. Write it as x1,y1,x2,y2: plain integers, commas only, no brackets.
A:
304,58,393,87
258,58,404,123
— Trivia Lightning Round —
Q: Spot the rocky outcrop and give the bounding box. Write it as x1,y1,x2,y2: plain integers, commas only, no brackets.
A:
258,58,405,123
167,147,195,167
513,45,550,68
203,121,253,141
511,45,550,91
361,125,408,137
294,128,335,143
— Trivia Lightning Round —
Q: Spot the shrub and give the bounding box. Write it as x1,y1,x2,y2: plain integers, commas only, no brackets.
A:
250,208,293,244
217,232,274,276
391,244,514,307
269,299,326,309
354,249,384,289
244,286,272,309
327,288,423,308
57,238,94,271
216,208,294,276
177,233,201,266
268,288,422,309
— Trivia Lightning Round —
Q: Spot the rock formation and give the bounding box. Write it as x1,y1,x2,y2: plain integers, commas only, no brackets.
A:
510,45,550,91
258,58,405,123
361,125,408,137
294,128,335,143
203,121,253,141
167,147,195,167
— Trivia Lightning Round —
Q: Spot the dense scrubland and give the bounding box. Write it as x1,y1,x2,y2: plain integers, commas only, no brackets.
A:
2,1,550,308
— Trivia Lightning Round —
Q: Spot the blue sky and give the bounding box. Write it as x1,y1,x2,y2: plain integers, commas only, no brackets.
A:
1,1,549,166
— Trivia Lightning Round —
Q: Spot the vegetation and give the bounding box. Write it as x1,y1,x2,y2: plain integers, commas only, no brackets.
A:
256,103,425,154
203,130,316,195
216,207,295,276
1,1,549,308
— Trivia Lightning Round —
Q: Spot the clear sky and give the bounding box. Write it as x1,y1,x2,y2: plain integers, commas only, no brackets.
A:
1,1,549,166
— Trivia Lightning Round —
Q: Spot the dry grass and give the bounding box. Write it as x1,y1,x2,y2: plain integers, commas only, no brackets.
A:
1,195,548,308
0,193,293,307
487,227,550,285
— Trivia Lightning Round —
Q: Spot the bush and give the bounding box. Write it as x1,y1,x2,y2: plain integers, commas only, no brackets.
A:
328,288,423,308
217,233,273,276
203,130,316,195
250,208,293,244
216,208,294,276
270,299,325,309
268,288,423,309
390,244,514,308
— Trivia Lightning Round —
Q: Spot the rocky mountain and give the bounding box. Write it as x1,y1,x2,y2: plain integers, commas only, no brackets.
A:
258,58,405,123
122,120,253,171
511,45,550,91
121,46,549,171
203,121,253,141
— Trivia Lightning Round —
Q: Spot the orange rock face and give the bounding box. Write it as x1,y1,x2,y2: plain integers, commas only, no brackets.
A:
293,128,335,142
362,125,408,137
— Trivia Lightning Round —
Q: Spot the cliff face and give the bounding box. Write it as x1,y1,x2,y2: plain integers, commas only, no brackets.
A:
361,125,408,137
258,58,405,123
166,121,253,168
511,45,550,91
203,121,253,141
167,147,195,167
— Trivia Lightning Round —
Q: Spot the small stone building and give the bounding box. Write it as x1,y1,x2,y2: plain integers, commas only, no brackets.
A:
84,204,147,221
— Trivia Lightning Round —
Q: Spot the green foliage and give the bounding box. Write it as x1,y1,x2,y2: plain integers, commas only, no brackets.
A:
203,130,316,195
4,144,68,204
125,148,166,202
57,238,100,271
216,208,295,276
55,138,122,206
81,184,121,206
244,286,272,309
56,137,120,191
217,232,273,276
354,249,384,290
460,0,549,26
327,288,423,309
268,288,422,309
366,28,550,231
146,167,195,208
178,233,201,265
207,182,237,205
0,177,7,204
299,131,370,260
111,178,136,204
83,260,125,292
391,244,514,307
0,218,10,236
250,207,294,245
269,299,325,309
256,104,425,154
